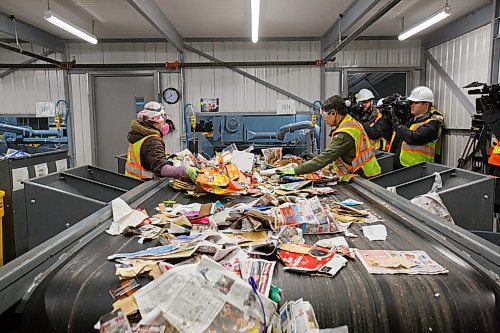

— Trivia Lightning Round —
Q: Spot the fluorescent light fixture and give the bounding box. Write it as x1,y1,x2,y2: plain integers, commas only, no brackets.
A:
44,10,98,44
251,0,260,43
398,6,451,41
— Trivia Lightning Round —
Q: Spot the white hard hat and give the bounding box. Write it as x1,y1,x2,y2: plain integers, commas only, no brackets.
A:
357,88,375,102
408,86,434,104
376,98,384,107
137,101,166,122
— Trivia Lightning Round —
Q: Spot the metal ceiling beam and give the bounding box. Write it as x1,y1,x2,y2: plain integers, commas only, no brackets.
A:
0,13,65,53
425,50,476,115
126,0,184,52
184,44,315,109
322,0,402,61
0,50,54,78
0,41,61,65
321,0,381,52
424,4,492,50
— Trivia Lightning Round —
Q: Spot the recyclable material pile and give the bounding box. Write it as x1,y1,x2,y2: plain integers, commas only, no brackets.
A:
97,146,448,333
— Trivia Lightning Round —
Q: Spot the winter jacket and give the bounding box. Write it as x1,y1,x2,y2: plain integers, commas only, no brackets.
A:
127,120,186,178
361,107,393,143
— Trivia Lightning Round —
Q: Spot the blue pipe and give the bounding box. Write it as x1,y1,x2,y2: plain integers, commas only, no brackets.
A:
312,100,323,152
0,123,60,136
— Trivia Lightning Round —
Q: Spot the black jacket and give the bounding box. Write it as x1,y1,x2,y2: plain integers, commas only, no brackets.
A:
362,115,393,143
484,107,500,138
390,112,443,169
127,120,167,177
356,107,393,143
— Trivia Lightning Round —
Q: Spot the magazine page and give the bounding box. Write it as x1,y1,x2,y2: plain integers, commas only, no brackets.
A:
355,250,448,275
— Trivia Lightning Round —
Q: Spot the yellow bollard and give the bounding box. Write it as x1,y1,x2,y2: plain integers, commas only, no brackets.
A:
0,190,4,266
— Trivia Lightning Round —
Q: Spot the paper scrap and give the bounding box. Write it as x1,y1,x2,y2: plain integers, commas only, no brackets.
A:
337,198,363,206
378,257,417,269
318,255,348,277
112,295,138,316
231,150,255,173
362,225,387,241
106,198,149,235
315,236,349,248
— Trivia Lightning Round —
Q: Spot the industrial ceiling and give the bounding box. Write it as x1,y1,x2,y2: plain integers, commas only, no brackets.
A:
0,0,492,42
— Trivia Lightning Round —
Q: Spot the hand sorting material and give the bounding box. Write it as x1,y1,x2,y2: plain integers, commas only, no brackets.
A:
97,145,448,332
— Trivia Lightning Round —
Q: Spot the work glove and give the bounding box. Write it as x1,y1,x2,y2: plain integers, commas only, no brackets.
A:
186,166,200,183
277,167,296,175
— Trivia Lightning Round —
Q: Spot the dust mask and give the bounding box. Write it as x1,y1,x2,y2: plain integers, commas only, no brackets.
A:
160,123,170,136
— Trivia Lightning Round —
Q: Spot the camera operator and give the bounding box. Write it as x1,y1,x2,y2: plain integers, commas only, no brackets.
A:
481,97,500,176
389,86,444,169
353,89,392,151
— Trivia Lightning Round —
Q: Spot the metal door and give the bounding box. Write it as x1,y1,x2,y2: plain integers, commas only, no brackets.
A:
93,75,155,171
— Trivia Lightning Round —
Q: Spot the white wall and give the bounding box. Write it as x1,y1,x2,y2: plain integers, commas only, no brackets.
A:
426,24,492,166
0,43,64,115
0,39,423,166
184,41,322,112
68,40,323,165
332,39,421,67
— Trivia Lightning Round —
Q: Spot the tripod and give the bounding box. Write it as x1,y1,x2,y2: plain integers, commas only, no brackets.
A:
457,121,489,173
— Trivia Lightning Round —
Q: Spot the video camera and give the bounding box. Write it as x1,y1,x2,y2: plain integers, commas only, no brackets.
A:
380,93,412,124
344,95,371,122
344,95,362,113
464,81,500,114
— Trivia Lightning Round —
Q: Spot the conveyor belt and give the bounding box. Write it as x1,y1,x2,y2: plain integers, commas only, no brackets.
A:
10,180,500,332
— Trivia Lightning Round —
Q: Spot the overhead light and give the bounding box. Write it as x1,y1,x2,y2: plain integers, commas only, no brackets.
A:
251,0,260,43
398,5,451,41
44,10,98,44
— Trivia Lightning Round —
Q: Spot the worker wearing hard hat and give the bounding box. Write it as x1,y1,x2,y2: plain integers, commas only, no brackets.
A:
356,88,392,151
125,101,199,181
389,86,444,169
279,95,381,178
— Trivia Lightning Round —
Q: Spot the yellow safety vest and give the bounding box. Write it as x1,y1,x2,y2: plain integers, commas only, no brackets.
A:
391,118,437,167
125,134,160,180
431,107,443,156
332,114,381,178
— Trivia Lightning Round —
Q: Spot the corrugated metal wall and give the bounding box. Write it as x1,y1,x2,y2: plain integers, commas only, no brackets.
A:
0,43,64,115
68,40,323,165
184,41,321,112
332,39,421,67
426,24,491,166
70,74,92,166
0,39,423,166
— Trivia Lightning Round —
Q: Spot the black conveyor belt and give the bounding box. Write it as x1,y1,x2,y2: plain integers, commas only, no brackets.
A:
12,180,500,332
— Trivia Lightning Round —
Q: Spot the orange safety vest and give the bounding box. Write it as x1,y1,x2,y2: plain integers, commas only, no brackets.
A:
488,141,500,166
368,113,390,151
125,134,161,180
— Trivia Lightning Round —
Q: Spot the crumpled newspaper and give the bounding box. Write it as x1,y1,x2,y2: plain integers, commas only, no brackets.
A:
410,192,455,224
